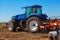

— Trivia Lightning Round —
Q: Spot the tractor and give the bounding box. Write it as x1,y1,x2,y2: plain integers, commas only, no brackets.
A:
7,5,48,32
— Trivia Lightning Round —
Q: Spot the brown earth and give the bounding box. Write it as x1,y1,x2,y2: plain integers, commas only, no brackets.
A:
0,23,49,40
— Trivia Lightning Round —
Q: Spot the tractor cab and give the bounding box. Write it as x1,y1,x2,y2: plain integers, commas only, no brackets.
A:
23,5,42,17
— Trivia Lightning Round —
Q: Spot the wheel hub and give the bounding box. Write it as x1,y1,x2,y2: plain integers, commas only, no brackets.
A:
8,23,13,31
29,20,38,32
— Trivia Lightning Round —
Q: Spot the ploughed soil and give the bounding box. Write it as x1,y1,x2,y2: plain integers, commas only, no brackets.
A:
0,27,49,40
0,23,49,40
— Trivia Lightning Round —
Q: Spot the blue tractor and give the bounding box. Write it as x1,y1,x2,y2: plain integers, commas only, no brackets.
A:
7,5,48,32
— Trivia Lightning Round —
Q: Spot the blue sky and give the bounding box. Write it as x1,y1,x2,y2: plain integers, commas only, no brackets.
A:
0,0,60,22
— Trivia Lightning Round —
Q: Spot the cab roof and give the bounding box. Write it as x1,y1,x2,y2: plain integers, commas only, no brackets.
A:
23,5,42,8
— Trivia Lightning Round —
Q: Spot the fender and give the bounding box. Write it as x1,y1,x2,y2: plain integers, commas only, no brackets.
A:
29,13,48,19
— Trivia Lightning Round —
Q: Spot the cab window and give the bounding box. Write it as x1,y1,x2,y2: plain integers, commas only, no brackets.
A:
36,8,42,14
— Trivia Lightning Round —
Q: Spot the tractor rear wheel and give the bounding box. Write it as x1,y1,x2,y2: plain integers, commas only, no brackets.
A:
7,21,16,32
26,16,40,32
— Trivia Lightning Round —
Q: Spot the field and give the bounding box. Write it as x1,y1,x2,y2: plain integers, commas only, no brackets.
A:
0,23,49,40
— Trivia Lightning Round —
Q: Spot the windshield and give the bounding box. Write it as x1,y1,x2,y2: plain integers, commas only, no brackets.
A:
26,8,32,14
25,8,42,17
25,8,32,17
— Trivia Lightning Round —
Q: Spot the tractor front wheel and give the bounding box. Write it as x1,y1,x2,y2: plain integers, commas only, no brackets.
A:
7,21,16,32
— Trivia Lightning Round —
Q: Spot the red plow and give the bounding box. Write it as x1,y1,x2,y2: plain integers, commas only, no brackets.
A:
39,16,60,32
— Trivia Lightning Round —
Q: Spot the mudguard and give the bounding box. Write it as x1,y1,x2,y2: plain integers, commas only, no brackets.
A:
29,13,48,19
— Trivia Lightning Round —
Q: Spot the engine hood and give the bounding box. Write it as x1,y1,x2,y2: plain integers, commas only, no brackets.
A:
13,14,26,20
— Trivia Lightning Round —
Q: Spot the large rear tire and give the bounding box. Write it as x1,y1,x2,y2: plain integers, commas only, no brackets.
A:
7,21,16,32
26,16,40,32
